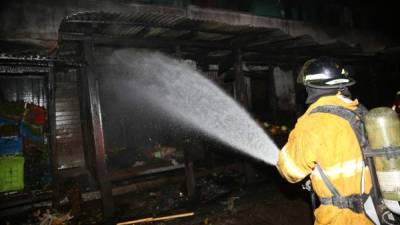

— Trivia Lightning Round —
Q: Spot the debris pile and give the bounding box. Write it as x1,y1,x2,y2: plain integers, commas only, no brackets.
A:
33,209,73,225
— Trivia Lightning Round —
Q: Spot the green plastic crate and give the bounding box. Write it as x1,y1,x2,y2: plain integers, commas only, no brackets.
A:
0,156,24,192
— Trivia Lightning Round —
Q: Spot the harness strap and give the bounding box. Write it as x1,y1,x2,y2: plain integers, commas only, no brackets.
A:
310,105,367,193
320,194,368,213
316,163,366,213
310,105,368,214
311,105,368,154
309,104,399,224
315,164,340,197
318,105,400,159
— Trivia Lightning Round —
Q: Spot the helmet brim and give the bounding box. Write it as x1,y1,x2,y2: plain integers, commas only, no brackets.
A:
305,78,356,89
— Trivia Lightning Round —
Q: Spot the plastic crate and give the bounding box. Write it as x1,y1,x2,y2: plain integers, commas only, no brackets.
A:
0,117,18,126
0,136,23,156
20,122,44,144
0,156,24,192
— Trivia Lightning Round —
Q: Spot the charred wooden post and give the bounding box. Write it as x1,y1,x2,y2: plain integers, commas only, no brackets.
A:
234,48,250,108
48,61,60,206
175,45,196,197
83,38,114,222
184,148,196,197
78,63,97,189
233,48,257,182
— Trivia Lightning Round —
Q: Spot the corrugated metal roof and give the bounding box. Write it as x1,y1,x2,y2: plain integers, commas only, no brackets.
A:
59,11,367,63
0,53,82,68
60,11,278,39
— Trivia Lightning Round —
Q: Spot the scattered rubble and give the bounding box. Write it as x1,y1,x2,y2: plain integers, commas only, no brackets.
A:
33,209,73,225
3,168,312,225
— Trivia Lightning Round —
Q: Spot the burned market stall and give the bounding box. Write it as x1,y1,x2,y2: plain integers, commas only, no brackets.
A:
0,55,52,199
3,1,397,223
52,10,376,223
0,53,81,219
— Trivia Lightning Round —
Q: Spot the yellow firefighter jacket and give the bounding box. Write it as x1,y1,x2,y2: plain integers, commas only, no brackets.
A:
276,94,374,225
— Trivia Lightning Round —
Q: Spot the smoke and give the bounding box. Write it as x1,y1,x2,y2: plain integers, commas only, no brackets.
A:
98,48,279,166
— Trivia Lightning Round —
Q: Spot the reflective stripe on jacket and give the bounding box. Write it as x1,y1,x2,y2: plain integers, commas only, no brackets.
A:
276,94,374,225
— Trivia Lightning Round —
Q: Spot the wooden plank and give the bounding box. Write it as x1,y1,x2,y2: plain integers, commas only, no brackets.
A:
55,105,80,112
54,68,85,171
55,101,80,107
81,163,242,201
55,115,81,122
56,141,84,149
56,124,82,130
55,90,79,96
55,97,81,103
56,111,80,117
55,136,83,143
55,115,80,122
117,212,194,225
110,164,184,181
55,119,81,126
55,127,82,135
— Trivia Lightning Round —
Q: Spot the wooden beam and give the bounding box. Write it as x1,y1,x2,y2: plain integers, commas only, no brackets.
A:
60,32,370,62
82,163,242,202
77,66,98,189
47,62,60,207
233,48,250,108
229,30,283,47
246,36,299,48
109,164,184,182
184,148,196,197
60,32,230,50
63,19,245,36
83,38,114,223
116,212,194,225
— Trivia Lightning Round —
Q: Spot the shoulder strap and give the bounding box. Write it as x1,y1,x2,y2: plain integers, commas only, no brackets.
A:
310,105,368,153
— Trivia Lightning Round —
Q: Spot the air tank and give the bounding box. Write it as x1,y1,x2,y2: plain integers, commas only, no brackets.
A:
364,107,400,201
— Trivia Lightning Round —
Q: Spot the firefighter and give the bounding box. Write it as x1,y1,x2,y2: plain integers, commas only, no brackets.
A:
276,57,375,225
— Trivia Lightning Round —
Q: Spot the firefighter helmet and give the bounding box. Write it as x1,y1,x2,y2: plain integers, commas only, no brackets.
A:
297,57,355,89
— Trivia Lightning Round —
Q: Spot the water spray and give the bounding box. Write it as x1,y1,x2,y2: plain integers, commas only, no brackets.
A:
99,49,280,166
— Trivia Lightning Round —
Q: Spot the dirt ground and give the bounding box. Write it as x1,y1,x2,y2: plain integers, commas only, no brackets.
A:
3,166,313,225
109,167,313,225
